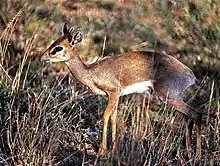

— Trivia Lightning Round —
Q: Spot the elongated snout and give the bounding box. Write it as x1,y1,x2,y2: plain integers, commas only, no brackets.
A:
40,49,51,62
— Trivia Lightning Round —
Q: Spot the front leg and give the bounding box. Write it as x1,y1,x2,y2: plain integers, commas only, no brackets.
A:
88,82,106,96
98,92,119,156
110,107,118,155
92,88,106,96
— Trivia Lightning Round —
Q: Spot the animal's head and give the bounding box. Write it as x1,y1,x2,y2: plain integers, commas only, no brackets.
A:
41,23,83,63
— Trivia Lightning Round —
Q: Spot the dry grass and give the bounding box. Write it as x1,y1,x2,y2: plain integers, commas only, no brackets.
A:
0,0,219,165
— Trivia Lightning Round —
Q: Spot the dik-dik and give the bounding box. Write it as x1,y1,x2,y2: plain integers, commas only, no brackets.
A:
41,23,202,159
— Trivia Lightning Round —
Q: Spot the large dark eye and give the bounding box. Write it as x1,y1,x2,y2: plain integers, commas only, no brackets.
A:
50,46,63,55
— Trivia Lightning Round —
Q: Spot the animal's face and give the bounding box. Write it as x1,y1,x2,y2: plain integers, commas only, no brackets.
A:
41,23,83,63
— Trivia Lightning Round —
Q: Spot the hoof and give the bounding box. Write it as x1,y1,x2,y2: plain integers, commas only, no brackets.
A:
97,147,106,157
195,154,202,163
111,150,118,160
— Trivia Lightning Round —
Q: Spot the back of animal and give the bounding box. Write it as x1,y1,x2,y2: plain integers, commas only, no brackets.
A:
89,50,195,100
148,51,196,100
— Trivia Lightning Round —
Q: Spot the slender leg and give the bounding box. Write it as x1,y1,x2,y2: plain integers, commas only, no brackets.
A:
167,99,202,160
185,120,194,159
98,92,118,156
195,118,202,160
111,105,118,154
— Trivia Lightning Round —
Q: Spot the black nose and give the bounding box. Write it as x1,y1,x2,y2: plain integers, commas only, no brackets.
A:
149,87,154,95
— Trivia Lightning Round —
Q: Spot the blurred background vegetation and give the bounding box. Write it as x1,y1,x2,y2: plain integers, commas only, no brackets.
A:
0,0,219,165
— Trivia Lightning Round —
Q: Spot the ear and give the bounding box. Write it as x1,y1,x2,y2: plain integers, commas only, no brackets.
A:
71,29,83,47
63,23,69,35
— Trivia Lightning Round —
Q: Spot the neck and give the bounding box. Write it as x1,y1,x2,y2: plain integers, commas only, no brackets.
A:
65,51,89,82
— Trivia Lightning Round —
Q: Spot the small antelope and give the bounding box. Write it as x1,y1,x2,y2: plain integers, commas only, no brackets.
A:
42,24,202,159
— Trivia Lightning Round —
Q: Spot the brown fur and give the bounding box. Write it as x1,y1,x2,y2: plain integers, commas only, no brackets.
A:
41,24,202,160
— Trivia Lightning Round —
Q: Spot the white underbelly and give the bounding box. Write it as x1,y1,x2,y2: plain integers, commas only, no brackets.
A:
120,80,154,96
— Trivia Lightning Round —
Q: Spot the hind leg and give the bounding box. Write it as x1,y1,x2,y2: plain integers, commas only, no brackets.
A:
167,99,202,160
185,119,194,159
195,117,202,160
